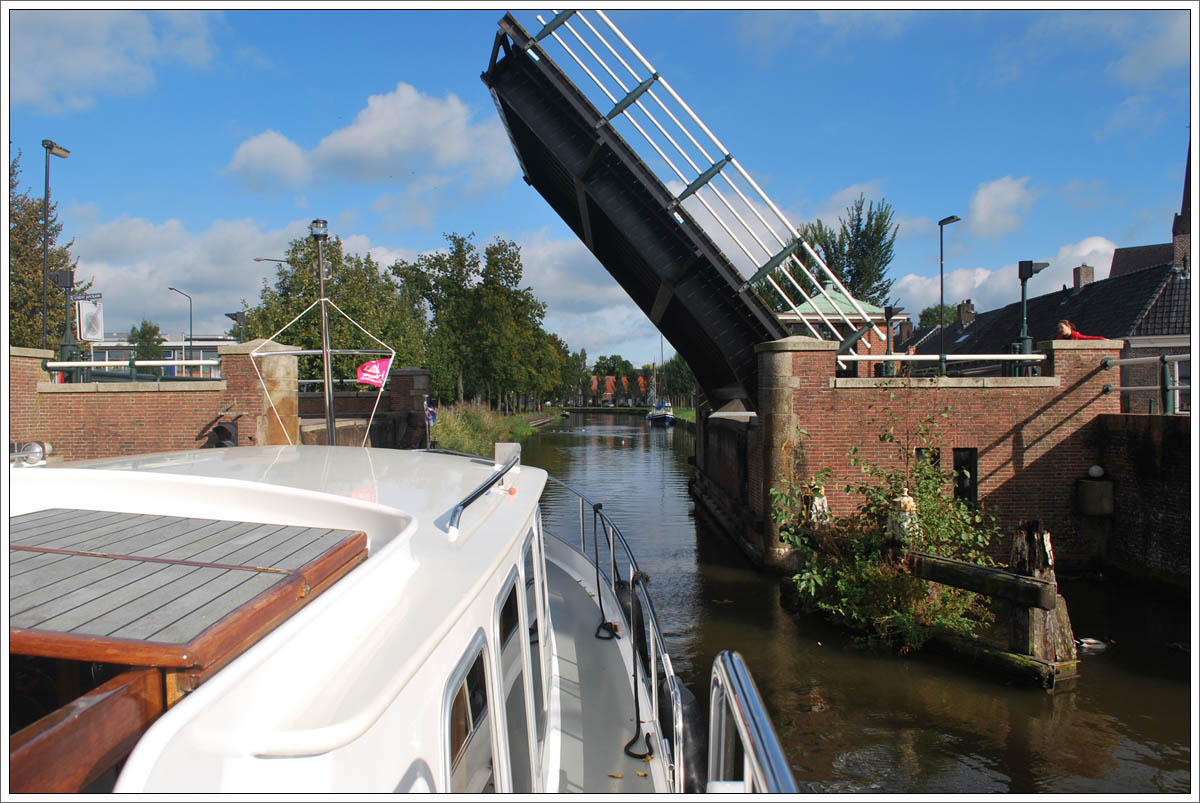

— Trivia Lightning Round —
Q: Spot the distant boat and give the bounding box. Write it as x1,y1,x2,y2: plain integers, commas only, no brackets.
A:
647,400,675,427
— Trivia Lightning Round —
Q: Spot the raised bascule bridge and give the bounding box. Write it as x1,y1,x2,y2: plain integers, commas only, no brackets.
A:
481,10,882,417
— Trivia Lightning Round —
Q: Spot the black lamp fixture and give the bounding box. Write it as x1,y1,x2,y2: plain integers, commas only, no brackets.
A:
168,287,193,375
937,215,961,376
41,139,70,350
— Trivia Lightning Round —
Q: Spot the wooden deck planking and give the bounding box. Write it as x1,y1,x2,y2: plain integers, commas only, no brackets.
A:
10,510,368,660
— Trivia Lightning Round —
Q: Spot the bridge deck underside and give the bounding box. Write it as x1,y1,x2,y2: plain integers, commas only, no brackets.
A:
483,17,785,410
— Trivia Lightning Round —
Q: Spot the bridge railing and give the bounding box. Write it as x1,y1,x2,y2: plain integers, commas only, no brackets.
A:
521,9,881,349
1100,353,1190,414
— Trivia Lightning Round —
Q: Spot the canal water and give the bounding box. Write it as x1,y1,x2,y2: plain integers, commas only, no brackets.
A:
523,412,1193,795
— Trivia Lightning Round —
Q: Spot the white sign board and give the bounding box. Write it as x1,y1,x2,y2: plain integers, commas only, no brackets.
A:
75,300,104,342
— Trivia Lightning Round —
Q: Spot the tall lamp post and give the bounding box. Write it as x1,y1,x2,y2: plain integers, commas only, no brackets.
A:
937,215,961,376
42,139,70,349
310,219,336,445
168,286,193,376
1016,260,1049,362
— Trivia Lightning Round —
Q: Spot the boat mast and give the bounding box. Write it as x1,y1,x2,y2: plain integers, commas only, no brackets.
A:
310,219,336,445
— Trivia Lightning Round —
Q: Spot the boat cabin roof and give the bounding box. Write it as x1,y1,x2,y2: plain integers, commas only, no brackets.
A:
9,446,548,680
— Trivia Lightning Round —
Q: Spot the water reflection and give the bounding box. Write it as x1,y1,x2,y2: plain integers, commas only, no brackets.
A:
523,414,1192,794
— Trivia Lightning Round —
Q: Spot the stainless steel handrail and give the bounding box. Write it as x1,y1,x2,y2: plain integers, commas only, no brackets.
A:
447,453,522,540
541,473,690,792
708,650,797,793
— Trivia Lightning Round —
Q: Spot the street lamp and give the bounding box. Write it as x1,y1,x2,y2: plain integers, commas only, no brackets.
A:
42,139,70,349
1016,260,1049,357
310,219,336,445
168,286,193,376
938,214,961,376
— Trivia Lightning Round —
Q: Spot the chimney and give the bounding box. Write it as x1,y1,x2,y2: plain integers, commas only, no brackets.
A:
1073,264,1094,290
897,320,913,342
956,299,976,327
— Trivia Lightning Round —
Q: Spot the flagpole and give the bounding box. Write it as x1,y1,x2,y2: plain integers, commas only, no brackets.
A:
423,394,430,448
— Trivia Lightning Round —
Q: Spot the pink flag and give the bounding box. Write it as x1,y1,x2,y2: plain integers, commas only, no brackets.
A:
356,358,390,388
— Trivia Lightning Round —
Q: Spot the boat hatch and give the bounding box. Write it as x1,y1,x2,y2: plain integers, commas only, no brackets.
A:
9,508,368,792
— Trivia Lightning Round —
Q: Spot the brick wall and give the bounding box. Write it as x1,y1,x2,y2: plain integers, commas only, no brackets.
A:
8,340,297,462
296,367,430,448
1094,414,1190,589
696,336,1132,571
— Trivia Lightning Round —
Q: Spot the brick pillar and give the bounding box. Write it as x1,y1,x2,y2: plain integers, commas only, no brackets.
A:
9,347,54,445
756,336,839,571
389,366,431,448
218,340,299,446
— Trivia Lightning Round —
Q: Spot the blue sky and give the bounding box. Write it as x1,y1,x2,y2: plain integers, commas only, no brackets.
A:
5,5,1195,368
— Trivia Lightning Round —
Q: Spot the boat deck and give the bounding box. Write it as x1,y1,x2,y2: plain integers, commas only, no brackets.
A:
9,508,368,690
546,560,662,793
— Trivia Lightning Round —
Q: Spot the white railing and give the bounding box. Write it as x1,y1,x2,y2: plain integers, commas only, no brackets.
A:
524,9,881,351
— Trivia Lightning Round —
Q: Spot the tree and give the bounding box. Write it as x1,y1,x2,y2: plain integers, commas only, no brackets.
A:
918,303,960,329
128,319,165,377
761,194,898,311
242,235,425,383
9,149,82,349
660,352,697,406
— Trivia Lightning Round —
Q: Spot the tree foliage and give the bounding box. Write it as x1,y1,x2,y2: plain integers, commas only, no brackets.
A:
759,194,898,312
242,235,425,382
9,149,82,349
918,303,960,329
771,401,999,653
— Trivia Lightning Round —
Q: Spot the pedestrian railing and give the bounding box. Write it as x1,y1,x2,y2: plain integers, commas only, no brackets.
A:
521,9,881,351
1100,353,1190,414
43,358,220,382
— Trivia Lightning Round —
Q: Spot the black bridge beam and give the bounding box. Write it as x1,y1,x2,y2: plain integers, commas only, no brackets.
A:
482,14,786,410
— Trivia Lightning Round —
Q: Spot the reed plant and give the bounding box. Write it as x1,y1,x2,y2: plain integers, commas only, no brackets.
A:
428,402,537,456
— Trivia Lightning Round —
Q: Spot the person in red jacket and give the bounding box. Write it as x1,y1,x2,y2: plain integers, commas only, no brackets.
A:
1057,319,1104,340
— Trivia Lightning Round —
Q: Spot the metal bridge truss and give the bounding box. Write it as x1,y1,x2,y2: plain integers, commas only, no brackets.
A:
483,10,881,410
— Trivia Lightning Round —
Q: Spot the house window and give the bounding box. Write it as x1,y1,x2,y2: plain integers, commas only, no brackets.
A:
952,448,979,502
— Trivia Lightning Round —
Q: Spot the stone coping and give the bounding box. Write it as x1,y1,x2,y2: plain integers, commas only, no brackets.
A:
11,346,56,359
37,381,226,393
1038,339,1125,350
755,336,839,353
833,376,1060,389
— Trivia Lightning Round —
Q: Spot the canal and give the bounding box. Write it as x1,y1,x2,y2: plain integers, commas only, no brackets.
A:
523,412,1192,794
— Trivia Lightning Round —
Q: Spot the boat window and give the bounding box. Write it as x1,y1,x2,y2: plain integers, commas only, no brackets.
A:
499,581,533,793
447,642,495,793
499,584,520,646
523,528,546,745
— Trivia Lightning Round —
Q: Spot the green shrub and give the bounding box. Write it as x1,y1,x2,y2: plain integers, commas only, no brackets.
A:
772,400,1000,653
429,402,537,456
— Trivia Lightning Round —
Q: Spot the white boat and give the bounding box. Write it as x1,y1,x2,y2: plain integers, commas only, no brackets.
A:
647,400,676,427
8,441,795,794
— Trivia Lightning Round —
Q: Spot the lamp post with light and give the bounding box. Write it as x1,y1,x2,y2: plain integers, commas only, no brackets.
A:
937,214,960,376
168,286,193,376
1016,259,1049,359
42,139,70,349
310,219,336,445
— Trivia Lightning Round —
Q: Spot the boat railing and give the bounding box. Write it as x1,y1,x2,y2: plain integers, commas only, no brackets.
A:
541,474,692,793
707,650,797,793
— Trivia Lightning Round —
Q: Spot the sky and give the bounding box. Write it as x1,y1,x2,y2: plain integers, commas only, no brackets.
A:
5,4,1196,369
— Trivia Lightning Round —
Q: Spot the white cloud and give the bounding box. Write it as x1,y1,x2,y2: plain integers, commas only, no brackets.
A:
968,176,1036,238
891,235,1117,318
68,213,419,340
225,131,312,191
1095,94,1165,141
1009,11,1189,89
737,9,916,61
9,10,218,113
224,82,518,227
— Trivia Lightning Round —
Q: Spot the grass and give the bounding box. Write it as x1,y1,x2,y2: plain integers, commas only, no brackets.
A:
428,402,537,456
